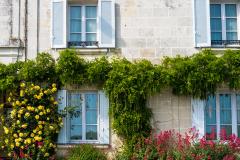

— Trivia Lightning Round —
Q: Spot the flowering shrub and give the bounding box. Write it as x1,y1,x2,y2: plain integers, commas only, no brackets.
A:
131,128,240,160
0,83,63,159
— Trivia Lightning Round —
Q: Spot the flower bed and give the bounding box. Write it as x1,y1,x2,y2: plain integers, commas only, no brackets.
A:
131,128,240,160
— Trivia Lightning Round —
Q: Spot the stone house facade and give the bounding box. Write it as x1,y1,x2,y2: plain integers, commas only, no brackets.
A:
0,0,240,156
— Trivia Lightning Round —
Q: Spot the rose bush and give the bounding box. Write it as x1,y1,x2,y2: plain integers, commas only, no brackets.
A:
0,83,63,159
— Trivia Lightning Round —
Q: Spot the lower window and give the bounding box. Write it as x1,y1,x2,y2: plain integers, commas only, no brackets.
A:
68,91,98,141
205,93,240,139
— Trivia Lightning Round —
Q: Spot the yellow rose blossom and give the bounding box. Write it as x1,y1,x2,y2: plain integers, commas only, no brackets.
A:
34,95,38,98
31,133,35,137
13,133,18,138
51,87,57,93
25,112,30,118
38,121,42,125
47,117,50,121
49,126,54,130
3,126,9,134
21,146,24,149
16,101,21,106
35,115,40,120
38,105,44,110
18,137,22,142
16,120,20,124
20,90,24,97
19,133,24,137
20,83,26,88
44,153,49,157
38,131,42,135
35,109,39,112
31,107,35,111
8,97,11,102
34,85,40,90
44,90,48,94
37,96,42,100
46,108,50,113
18,109,24,114
39,112,43,116
39,92,43,97
26,138,31,144
22,124,28,129
18,114,21,118
27,106,32,111
10,144,14,149
21,101,25,105
5,139,9,144
38,125,43,129
54,101,58,105
52,83,57,88
8,153,11,157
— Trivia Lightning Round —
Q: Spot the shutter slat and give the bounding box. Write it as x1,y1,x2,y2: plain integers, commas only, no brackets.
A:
194,0,211,47
99,91,110,144
52,0,67,48
57,90,68,144
191,98,205,138
98,0,115,48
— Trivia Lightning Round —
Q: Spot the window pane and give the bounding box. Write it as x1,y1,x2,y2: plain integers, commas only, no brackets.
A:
206,125,217,140
205,96,216,124
70,110,82,125
86,6,97,18
86,125,97,140
211,32,222,40
70,33,81,41
70,20,81,32
238,125,240,137
225,4,237,17
86,110,97,124
70,6,81,19
85,94,97,109
220,125,232,136
226,19,237,31
226,32,238,40
220,95,232,131
220,94,231,109
211,18,222,31
220,110,232,124
210,4,221,17
86,33,97,41
86,20,97,32
70,125,82,140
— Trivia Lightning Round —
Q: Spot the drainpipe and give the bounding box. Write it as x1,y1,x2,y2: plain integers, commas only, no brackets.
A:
24,0,28,61
37,0,40,54
16,0,21,62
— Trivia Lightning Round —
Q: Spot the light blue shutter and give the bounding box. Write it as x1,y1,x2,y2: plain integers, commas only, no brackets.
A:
194,0,211,47
99,91,110,144
57,90,68,144
98,0,115,48
192,98,206,138
52,0,67,48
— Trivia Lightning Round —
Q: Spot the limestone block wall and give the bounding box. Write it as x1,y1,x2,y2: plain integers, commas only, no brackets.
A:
148,88,192,133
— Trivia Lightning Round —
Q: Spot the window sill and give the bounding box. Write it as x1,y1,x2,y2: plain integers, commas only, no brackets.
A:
57,143,110,149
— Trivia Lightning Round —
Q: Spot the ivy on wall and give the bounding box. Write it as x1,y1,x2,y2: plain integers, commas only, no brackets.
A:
1,49,240,157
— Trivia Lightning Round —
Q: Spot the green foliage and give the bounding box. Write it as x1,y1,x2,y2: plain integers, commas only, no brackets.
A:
68,144,107,160
1,49,240,158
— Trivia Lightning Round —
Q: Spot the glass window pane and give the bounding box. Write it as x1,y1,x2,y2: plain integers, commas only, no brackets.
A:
86,20,97,32
226,19,237,31
206,125,217,140
70,110,82,125
70,125,82,140
86,125,97,140
227,32,238,40
86,110,97,124
205,96,216,124
238,125,240,137
237,95,240,109
86,33,97,41
70,33,81,41
70,6,81,19
85,94,97,109
70,20,81,32
211,18,222,31
225,4,237,17
210,4,221,17
220,94,232,125
86,6,97,18
211,32,222,40
220,125,232,137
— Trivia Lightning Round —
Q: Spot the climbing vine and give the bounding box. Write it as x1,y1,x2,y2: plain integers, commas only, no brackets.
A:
0,49,240,157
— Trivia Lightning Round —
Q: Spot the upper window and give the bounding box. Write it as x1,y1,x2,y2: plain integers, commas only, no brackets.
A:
210,4,239,46
205,93,240,139
69,6,98,47
51,0,115,49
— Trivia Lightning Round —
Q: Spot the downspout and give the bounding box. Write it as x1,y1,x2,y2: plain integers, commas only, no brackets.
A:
24,0,28,61
37,0,40,54
16,0,21,62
